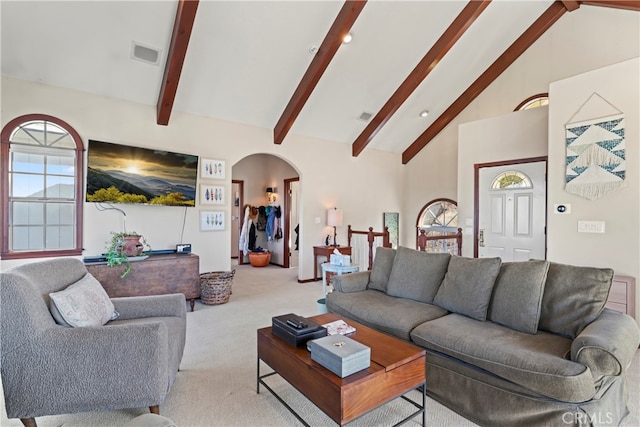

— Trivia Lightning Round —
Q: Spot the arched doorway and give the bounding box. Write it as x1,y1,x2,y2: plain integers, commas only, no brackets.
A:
231,154,300,269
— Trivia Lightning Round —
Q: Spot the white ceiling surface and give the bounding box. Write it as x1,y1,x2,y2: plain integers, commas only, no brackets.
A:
2,0,555,153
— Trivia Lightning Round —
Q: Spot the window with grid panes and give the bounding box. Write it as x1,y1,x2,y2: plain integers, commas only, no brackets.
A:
1,115,84,259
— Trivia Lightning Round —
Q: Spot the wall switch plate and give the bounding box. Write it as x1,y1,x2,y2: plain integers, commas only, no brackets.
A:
315,217,321,224
577,220,605,233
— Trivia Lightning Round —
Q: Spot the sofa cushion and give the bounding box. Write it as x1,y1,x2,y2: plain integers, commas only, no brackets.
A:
488,260,549,334
433,256,501,321
326,289,448,341
49,273,119,327
410,313,595,403
386,246,450,303
368,247,396,292
538,261,613,339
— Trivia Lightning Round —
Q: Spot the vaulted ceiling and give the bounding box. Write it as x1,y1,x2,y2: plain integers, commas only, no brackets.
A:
2,1,638,164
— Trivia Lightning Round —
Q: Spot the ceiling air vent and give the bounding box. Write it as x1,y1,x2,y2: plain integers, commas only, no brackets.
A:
358,112,372,122
131,42,161,65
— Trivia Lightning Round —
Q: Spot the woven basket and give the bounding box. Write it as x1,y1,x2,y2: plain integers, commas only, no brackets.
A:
199,270,235,305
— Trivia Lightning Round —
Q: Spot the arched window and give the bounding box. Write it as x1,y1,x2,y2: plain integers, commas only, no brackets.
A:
1,114,84,259
490,171,533,190
415,198,459,254
514,93,549,111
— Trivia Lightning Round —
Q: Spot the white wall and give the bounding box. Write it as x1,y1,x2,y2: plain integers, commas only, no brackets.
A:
458,58,639,323
547,58,639,320
0,77,402,280
457,107,549,258
402,5,640,248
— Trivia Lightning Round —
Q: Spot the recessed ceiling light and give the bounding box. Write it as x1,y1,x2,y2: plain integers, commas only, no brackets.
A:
343,32,353,44
419,110,429,118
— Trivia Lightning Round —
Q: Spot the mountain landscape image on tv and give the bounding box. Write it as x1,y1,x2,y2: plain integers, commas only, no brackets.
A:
86,140,199,207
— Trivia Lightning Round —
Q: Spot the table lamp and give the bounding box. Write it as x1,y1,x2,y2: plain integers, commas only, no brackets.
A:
327,208,343,246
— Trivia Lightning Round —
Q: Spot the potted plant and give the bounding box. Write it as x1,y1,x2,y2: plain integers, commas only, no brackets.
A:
104,231,151,278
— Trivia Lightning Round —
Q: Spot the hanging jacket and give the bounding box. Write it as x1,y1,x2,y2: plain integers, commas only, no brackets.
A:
249,222,256,251
256,206,267,231
239,205,251,256
266,207,276,240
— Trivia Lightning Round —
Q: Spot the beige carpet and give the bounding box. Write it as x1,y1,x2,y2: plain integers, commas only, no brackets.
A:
1,263,638,427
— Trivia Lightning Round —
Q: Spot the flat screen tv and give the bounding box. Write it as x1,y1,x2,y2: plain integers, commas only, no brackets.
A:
86,139,198,207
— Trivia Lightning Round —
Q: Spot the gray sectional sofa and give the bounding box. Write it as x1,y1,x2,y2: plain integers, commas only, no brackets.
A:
326,246,640,426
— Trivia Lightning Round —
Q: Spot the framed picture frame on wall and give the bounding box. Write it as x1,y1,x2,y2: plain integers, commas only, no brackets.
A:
200,210,225,231
200,158,225,180
200,184,225,205
383,212,399,249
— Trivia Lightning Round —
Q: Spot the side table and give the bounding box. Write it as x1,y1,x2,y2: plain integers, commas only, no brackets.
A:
321,262,359,298
312,246,351,281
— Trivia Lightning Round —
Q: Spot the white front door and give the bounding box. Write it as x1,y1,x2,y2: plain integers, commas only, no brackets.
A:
478,161,546,261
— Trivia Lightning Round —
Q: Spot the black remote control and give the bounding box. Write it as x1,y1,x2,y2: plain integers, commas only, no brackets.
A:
287,319,307,329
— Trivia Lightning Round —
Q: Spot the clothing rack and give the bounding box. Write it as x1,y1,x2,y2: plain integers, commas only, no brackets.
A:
347,225,391,270
238,204,283,263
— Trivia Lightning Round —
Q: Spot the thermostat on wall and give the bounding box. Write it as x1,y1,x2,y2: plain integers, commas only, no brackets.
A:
176,244,192,254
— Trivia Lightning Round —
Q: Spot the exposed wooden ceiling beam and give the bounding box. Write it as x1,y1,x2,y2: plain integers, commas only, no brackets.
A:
402,1,568,164
579,0,640,11
351,0,491,157
273,0,367,145
561,1,581,11
157,0,199,126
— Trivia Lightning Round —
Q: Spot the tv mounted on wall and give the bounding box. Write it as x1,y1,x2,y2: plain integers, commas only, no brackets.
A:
86,139,198,207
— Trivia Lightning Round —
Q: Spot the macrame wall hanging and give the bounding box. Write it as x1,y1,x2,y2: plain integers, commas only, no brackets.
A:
565,92,626,200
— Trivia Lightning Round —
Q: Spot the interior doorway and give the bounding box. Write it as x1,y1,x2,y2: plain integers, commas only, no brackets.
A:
285,178,300,268
474,157,547,261
231,180,243,261
231,154,300,268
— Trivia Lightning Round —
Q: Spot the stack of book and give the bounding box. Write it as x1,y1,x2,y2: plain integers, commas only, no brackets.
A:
322,319,356,335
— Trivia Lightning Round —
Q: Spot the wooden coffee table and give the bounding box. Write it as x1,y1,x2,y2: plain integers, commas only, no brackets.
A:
257,313,426,426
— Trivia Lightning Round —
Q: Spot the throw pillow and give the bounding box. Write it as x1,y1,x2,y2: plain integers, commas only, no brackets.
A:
367,247,396,292
49,273,119,327
433,256,502,321
488,260,550,334
538,261,613,339
386,246,451,303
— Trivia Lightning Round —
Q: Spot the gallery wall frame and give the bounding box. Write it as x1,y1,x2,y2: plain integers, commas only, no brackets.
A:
200,158,225,180
200,184,225,205
200,210,225,231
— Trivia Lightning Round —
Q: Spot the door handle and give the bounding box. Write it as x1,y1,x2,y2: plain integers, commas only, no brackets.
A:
478,229,485,247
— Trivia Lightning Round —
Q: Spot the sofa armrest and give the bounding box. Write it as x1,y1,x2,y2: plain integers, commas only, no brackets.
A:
112,293,187,320
571,308,640,378
332,271,371,293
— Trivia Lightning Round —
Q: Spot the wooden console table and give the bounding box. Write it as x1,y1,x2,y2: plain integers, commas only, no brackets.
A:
86,253,200,311
312,246,351,281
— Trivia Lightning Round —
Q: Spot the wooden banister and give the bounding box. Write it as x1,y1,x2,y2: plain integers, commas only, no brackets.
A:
347,225,391,270
417,227,462,256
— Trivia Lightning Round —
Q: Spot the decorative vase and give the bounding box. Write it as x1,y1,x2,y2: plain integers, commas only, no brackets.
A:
249,251,271,267
121,235,144,257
